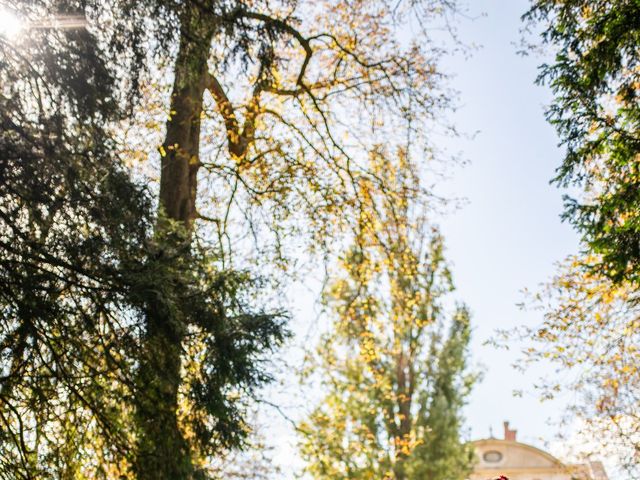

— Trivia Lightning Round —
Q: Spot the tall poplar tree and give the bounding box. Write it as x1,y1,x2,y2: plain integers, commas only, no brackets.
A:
299,151,476,480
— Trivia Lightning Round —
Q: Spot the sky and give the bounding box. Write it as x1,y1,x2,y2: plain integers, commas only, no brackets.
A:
267,0,586,475
435,0,579,448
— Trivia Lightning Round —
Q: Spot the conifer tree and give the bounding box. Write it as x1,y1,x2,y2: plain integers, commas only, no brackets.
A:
526,0,640,283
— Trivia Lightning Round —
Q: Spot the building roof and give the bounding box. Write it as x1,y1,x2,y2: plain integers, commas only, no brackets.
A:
473,438,564,470
469,422,609,480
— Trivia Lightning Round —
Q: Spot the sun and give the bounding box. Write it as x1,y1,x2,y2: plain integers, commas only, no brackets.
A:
0,7,24,39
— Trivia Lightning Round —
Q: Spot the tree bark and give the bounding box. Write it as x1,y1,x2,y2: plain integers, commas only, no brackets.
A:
393,349,412,480
158,19,211,229
134,8,212,479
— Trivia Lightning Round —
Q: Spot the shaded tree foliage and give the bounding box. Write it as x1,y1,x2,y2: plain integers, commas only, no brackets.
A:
0,3,286,479
526,0,640,282
0,10,150,478
519,2,640,476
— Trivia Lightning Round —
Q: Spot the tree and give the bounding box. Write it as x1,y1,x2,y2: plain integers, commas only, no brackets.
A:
516,3,640,476
0,3,286,479
1,0,461,478
118,0,460,477
0,9,151,478
525,0,640,283
512,255,640,478
298,151,476,480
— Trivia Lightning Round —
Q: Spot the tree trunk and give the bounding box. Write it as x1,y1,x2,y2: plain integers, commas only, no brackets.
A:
393,349,413,480
158,19,211,229
135,302,194,480
134,8,212,480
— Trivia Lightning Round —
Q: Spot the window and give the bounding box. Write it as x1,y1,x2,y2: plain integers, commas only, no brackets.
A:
483,450,503,463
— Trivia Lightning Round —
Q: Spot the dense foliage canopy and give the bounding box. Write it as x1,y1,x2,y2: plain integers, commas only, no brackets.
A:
527,0,640,282
1,0,462,478
0,3,287,478
515,2,640,476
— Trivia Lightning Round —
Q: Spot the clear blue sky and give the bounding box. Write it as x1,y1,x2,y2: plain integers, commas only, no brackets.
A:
436,0,579,448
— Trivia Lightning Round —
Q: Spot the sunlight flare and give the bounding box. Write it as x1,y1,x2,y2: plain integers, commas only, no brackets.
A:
0,7,24,39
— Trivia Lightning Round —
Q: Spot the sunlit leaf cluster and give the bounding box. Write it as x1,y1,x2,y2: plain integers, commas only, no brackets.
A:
298,151,476,480
513,255,640,477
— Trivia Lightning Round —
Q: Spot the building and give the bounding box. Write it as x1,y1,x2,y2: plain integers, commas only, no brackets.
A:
470,422,609,480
